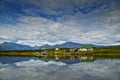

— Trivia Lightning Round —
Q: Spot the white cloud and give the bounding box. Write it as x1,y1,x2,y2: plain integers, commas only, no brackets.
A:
0,13,120,46
0,0,120,46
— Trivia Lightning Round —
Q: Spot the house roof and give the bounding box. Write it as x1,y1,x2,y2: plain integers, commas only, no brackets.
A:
80,46,93,49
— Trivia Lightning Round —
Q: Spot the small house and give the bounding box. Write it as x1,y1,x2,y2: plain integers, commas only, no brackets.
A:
55,48,59,51
79,46,93,51
69,48,78,52
55,48,59,54
41,49,47,56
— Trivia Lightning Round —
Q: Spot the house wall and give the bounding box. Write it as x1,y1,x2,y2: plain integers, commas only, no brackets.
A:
79,48,93,51
79,48,88,51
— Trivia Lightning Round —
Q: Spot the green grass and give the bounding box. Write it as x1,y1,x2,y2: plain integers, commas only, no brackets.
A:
0,46,120,59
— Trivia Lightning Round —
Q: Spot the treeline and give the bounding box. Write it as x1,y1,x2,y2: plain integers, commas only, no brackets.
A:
0,46,120,57
0,49,42,52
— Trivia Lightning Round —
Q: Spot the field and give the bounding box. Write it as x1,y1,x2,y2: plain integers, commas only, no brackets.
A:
0,46,120,59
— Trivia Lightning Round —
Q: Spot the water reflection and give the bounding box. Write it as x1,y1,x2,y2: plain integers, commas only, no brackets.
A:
0,56,38,64
40,56,95,64
0,55,119,65
0,57,120,80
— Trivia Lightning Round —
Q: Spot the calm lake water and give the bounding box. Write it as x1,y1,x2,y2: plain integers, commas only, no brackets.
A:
0,56,120,80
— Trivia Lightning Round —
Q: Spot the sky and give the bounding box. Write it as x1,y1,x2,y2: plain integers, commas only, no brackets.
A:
0,0,120,46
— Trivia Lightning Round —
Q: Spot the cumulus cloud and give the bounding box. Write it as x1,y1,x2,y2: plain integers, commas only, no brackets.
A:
16,0,112,16
0,14,119,46
0,0,120,46
0,59,120,80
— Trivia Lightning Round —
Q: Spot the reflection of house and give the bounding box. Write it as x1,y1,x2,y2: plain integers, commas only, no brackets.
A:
80,56,94,62
35,52,41,56
55,54,59,60
79,46,93,51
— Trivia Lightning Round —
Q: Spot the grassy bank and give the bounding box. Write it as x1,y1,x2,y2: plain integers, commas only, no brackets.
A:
0,46,120,59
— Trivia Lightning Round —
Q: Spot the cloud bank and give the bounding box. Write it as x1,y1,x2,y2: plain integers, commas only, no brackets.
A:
0,0,120,46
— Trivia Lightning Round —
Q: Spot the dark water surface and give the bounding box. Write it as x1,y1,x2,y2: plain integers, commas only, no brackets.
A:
0,56,120,80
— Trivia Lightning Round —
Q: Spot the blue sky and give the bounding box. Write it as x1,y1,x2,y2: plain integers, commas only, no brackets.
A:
0,0,120,46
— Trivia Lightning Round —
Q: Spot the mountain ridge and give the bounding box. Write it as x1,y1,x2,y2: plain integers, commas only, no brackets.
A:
1,41,117,51
40,42,95,49
0,42,39,51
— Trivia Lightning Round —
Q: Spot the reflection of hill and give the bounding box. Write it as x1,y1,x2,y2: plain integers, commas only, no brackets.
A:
39,55,95,63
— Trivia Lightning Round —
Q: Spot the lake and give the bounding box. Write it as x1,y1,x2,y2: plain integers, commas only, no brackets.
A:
0,56,120,80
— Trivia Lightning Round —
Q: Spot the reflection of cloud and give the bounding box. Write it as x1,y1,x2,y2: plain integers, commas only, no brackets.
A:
15,59,66,67
0,59,120,80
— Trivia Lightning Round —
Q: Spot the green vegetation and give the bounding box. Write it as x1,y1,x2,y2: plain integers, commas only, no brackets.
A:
0,46,120,59
93,46,120,58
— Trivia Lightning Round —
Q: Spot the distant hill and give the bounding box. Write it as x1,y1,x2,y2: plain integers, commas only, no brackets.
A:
1,42,118,51
40,42,95,49
100,45,120,49
0,42,39,51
